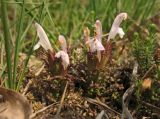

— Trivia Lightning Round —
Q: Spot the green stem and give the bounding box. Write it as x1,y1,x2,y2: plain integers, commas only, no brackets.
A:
15,0,39,21
1,0,13,89
16,34,37,91
16,4,44,91
13,0,25,89
90,0,96,21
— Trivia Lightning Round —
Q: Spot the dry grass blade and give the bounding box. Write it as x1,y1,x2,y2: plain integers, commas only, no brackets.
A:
141,101,160,113
122,85,134,119
141,64,156,80
22,80,33,96
122,62,139,119
96,110,109,119
86,98,121,116
30,102,58,119
54,81,69,118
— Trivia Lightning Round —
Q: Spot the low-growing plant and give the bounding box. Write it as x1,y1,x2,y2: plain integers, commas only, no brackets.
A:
0,0,158,93
132,24,160,105
132,31,156,75
34,23,70,76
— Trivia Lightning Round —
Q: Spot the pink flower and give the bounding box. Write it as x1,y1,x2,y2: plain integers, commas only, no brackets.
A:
107,13,127,41
58,35,67,52
95,20,102,42
34,23,53,51
86,39,105,53
34,23,69,70
55,50,69,70
84,20,105,62
55,35,69,70
95,20,104,62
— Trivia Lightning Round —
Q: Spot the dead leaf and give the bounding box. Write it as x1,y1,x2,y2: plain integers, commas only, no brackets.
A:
0,87,32,119
142,78,152,90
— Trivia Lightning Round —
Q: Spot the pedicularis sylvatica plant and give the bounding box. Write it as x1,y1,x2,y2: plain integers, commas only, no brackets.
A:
34,23,69,75
34,12,127,75
85,13,127,70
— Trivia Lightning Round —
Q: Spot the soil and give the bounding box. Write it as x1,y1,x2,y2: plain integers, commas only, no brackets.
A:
21,50,160,119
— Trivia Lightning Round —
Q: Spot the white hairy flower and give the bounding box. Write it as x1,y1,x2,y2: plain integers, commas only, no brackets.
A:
95,20,104,62
107,12,127,41
86,39,105,52
86,38,105,62
55,35,70,70
34,23,53,51
84,20,105,62
55,51,69,70
58,35,67,52
95,20,102,42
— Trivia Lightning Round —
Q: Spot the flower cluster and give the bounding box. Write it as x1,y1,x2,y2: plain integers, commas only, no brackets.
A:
34,12,127,73
34,23,69,70
84,20,105,62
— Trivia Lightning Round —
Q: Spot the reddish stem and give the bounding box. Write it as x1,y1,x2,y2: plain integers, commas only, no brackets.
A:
105,41,112,63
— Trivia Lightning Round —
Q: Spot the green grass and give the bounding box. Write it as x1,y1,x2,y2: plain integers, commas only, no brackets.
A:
13,0,25,89
0,0,159,90
1,0,13,89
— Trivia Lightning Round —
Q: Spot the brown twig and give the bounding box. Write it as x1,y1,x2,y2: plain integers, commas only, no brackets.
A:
22,80,32,95
86,97,121,116
141,101,160,113
0,78,6,87
35,64,45,76
30,102,58,119
96,110,109,119
122,62,138,119
50,76,66,80
122,85,134,119
54,81,68,118
141,64,156,80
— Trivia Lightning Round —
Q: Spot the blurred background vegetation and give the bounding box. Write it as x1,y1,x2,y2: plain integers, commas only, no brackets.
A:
2,0,160,48
0,0,160,89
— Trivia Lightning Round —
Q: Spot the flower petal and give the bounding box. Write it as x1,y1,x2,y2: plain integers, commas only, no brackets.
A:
55,51,61,58
86,38,95,52
112,13,127,28
107,26,118,41
107,12,127,41
61,52,70,70
117,27,125,38
55,51,70,70
86,39,105,53
35,23,53,51
95,39,105,51
33,42,41,50
95,20,102,42
58,35,67,52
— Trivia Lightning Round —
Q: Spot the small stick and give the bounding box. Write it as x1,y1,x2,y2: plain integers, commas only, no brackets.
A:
86,98,121,116
141,64,156,80
122,62,138,119
96,110,110,119
141,101,160,113
122,85,134,119
35,64,45,76
22,79,32,95
0,78,6,87
30,102,58,119
51,76,66,80
54,81,68,118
